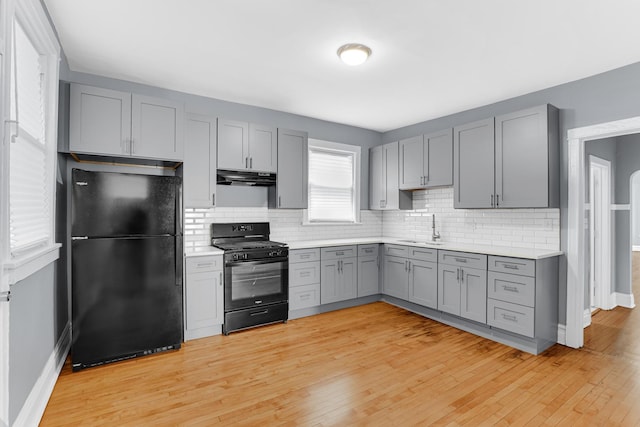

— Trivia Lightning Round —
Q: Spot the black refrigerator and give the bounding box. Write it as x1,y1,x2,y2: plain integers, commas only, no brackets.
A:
71,169,183,371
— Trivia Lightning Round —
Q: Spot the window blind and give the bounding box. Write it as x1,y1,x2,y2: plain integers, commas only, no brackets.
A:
9,20,50,255
308,147,355,222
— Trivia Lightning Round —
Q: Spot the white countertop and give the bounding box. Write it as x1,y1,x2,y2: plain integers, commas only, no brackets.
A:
286,237,563,260
185,247,224,257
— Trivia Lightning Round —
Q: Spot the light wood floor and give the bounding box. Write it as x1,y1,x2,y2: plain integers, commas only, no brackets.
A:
41,279,640,425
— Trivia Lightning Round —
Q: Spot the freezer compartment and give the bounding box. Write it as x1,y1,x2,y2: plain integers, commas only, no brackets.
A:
71,236,182,370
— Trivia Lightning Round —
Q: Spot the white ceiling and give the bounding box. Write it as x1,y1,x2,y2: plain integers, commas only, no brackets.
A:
44,0,640,132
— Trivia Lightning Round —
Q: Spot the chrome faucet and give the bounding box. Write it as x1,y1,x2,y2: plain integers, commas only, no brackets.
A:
431,214,441,242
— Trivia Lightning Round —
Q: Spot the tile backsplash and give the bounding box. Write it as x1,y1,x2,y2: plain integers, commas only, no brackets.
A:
185,187,560,253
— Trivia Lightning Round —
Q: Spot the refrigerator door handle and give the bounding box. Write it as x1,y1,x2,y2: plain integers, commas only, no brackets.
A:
175,235,183,286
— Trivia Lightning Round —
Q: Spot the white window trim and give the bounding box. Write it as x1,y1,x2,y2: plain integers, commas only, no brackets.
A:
304,138,361,225
1,0,61,287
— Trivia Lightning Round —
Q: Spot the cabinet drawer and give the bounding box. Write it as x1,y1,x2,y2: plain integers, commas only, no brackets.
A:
439,250,487,270
321,245,357,260
290,283,321,310
289,248,320,263
408,246,437,262
358,244,379,257
488,256,535,277
289,261,320,287
185,255,223,273
488,271,535,307
487,299,534,338
385,244,409,258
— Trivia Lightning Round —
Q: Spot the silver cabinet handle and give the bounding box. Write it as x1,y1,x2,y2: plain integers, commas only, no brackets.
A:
496,194,500,207
420,176,423,186
491,194,494,207
504,285,518,293
245,157,249,168
408,261,411,272
279,196,282,207
250,157,253,169
212,193,216,206
460,269,464,283
219,272,223,285
457,268,460,281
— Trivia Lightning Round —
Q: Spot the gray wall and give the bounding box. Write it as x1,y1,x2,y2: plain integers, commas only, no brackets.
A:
382,61,640,324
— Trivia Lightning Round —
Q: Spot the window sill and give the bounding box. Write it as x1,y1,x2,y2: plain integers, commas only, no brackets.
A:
4,243,61,285
302,222,363,226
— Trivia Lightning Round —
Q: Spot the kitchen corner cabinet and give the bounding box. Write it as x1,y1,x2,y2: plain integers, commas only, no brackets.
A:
437,250,487,323
357,244,380,297
184,255,224,340
217,118,277,173
369,141,411,210
184,113,217,208
453,104,559,209
320,246,357,304
69,84,184,161
275,128,308,208
399,128,453,190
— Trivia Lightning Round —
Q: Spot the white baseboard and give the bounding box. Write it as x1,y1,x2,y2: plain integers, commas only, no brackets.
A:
583,308,592,328
614,292,636,309
13,321,70,427
557,324,566,345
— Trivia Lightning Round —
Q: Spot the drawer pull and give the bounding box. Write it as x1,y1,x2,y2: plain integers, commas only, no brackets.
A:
300,294,310,300
502,314,518,322
336,251,344,256
197,262,214,268
300,272,311,277
503,264,519,270
454,258,468,263
503,285,519,293
300,254,310,259
364,249,373,253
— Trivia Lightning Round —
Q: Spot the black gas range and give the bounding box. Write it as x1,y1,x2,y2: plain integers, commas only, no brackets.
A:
211,223,288,335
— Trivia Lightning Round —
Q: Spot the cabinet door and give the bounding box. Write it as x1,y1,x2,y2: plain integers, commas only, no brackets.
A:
184,114,216,207
369,145,384,209
495,105,549,208
248,123,277,172
69,84,131,156
398,135,424,190
185,270,223,330
425,128,453,187
358,255,379,297
339,258,358,301
460,266,487,323
438,264,460,316
320,260,339,304
408,260,438,309
453,118,495,208
383,255,408,300
383,141,400,209
217,118,249,170
276,128,308,208
131,94,184,160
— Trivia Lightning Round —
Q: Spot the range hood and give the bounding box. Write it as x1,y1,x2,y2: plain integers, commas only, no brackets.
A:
216,169,276,186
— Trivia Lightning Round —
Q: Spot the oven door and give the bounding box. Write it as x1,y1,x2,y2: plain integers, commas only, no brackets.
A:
224,257,288,310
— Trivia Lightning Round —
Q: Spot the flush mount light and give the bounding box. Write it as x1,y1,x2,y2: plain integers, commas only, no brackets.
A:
337,43,372,66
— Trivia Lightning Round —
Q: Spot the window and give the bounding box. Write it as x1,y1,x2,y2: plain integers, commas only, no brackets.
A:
2,0,60,278
306,139,360,223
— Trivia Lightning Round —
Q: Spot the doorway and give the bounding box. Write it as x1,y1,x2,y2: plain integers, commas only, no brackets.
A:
588,156,612,314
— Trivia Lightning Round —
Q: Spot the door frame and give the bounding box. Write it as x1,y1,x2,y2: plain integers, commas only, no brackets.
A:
567,116,640,348
588,156,613,312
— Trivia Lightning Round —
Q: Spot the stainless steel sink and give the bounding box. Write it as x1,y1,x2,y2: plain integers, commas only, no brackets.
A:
398,239,444,246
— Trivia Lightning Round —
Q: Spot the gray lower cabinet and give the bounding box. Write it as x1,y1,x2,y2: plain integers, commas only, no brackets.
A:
437,250,487,323
408,259,438,309
70,83,184,161
454,104,559,209
357,244,380,297
369,142,411,210
289,248,321,311
487,255,558,343
273,128,308,209
184,255,224,340
399,128,453,190
184,113,217,207
217,118,277,172
321,246,357,304
383,244,437,306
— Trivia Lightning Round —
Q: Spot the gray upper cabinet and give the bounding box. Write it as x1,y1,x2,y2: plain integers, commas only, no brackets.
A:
454,105,559,209
495,104,559,208
275,128,308,208
69,84,184,161
217,119,276,172
369,141,411,210
453,118,495,208
184,113,217,208
399,129,453,190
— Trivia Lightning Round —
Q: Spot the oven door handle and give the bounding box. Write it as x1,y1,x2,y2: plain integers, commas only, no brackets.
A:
225,257,288,267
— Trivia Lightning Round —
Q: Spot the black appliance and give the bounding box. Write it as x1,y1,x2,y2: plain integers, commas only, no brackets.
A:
211,222,288,335
71,169,183,371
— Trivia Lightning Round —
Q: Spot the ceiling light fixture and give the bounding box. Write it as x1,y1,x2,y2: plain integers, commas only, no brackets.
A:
337,43,372,66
